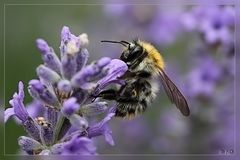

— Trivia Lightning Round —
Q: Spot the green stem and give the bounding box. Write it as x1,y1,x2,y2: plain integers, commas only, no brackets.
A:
54,114,65,143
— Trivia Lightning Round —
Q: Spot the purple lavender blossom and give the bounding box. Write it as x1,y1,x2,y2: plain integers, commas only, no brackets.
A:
185,55,222,98
181,6,235,51
4,26,128,155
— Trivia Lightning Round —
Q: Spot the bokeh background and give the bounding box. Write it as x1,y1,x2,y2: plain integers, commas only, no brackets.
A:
3,2,235,157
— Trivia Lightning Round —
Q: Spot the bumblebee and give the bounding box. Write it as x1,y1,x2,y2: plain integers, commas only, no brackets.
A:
98,40,190,118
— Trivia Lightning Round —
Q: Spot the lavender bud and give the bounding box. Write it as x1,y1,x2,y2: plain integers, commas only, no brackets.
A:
80,101,108,116
69,114,88,131
61,97,80,117
37,65,61,85
18,136,43,153
97,57,111,68
60,26,72,44
23,117,41,141
47,108,58,127
60,26,80,57
36,38,51,54
71,57,111,89
76,48,89,72
61,54,77,80
28,79,59,107
40,123,54,146
51,142,64,154
36,39,61,74
57,79,72,93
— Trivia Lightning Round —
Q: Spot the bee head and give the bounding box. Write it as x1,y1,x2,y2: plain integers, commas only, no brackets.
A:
120,41,143,66
101,40,143,67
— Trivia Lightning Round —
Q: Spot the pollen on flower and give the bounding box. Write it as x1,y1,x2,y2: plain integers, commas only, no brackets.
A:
66,40,80,55
79,33,89,48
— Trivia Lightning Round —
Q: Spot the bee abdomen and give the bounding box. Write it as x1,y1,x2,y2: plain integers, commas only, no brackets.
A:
115,100,149,119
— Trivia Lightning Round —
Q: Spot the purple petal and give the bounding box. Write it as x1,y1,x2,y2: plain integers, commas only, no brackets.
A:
61,135,96,155
68,114,88,131
61,98,80,117
87,111,115,145
23,118,41,141
26,100,45,119
18,81,25,99
9,82,29,122
4,107,15,123
40,123,54,146
18,136,43,153
47,107,58,128
103,126,115,146
95,59,128,94
61,53,77,80
76,48,89,72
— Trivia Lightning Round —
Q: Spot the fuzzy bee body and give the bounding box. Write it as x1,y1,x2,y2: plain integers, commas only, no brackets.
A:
99,39,190,118
115,77,159,118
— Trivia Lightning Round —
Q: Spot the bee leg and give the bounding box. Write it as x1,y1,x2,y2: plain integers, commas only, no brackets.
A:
96,89,119,100
97,88,139,102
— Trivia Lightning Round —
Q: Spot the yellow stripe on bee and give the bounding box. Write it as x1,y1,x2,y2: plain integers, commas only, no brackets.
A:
139,40,165,70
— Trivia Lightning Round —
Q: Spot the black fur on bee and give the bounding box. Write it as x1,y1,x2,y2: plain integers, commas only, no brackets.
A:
97,70,157,118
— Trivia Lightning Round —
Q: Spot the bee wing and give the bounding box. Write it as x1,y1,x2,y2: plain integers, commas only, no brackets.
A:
159,69,190,116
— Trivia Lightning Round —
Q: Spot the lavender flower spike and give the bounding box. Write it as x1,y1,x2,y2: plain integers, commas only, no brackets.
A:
6,26,129,155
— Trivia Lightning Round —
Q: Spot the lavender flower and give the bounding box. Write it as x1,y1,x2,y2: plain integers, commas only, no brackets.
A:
5,26,128,155
181,6,235,52
184,55,222,99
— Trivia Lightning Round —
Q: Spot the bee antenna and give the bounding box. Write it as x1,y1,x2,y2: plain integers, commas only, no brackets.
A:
101,40,129,47
120,41,131,45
